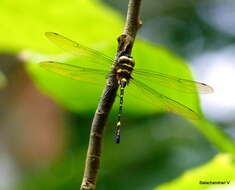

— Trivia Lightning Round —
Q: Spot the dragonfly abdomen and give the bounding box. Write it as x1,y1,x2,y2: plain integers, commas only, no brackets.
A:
115,55,135,143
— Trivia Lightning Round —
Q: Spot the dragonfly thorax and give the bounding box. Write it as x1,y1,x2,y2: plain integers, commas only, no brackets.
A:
116,55,135,85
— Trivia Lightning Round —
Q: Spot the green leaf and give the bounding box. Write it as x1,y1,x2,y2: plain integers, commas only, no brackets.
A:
0,0,200,116
155,153,235,190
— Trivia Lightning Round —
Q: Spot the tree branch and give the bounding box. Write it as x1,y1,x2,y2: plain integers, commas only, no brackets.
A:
80,0,142,189
124,0,142,39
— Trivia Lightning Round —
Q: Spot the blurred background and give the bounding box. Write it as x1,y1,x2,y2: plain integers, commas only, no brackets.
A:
0,0,234,190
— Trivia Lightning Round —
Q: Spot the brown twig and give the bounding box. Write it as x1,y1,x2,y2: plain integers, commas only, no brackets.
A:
80,0,142,189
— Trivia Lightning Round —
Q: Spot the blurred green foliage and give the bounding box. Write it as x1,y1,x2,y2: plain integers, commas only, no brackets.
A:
0,0,123,53
0,0,235,190
0,71,7,89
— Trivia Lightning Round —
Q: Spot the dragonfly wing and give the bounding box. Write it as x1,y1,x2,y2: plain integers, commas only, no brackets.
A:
128,79,201,119
39,61,109,84
45,32,114,66
133,69,213,94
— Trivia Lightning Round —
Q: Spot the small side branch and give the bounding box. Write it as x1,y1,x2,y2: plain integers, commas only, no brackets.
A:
80,0,142,189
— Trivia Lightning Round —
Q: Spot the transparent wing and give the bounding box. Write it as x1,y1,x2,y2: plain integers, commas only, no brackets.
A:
39,61,109,84
128,79,201,119
133,69,213,94
45,32,114,66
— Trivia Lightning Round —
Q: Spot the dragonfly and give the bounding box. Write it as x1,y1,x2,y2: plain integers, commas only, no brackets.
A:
40,32,213,143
